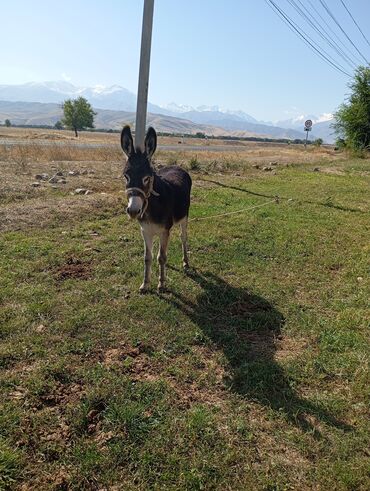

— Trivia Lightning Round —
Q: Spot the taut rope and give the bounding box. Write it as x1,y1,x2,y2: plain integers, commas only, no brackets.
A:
188,197,279,222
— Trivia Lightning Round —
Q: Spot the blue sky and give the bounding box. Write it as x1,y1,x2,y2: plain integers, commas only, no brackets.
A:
1,0,369,121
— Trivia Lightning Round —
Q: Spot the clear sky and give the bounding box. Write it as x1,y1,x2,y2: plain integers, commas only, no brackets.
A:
1,0,369,121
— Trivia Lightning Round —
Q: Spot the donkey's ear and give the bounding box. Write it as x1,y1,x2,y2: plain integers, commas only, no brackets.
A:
121,125,134,157
144,127,157,159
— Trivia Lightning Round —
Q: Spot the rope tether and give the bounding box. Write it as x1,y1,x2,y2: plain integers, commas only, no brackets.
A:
188,197,279,222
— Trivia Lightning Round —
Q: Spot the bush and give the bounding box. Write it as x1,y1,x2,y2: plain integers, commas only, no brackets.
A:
189,157,201,171
333,66,370,151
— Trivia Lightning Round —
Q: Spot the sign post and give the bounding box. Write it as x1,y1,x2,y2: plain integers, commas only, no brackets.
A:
135,0,155,151
304,119,312,149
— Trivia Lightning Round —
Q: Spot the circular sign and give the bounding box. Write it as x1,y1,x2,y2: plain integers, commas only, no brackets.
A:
304,119,313,129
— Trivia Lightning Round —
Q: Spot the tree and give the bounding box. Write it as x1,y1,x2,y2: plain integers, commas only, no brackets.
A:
54,120,63,130
314,138,323,147
62,97,96,137
5,119,11,127
333,66,370,151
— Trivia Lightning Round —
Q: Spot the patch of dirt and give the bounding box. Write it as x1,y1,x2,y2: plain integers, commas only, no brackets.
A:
229,294,274,315
103,344,141,367
275,335,308,362
37,381,85,409
0,192,121,233
54,257,92,281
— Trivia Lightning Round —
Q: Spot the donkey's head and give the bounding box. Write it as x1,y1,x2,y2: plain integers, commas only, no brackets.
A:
121,125,157,219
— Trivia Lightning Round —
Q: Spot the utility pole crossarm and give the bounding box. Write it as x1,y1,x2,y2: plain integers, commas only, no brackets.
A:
135,0,155,152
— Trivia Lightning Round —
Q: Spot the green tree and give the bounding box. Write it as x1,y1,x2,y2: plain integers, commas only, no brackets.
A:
54,120,63,130
62,97,96,137
333,66,370,151
5,119,11,127
314,138,323,147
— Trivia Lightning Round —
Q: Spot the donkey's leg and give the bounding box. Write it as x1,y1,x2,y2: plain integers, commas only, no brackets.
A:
157,229,170,292
140,226,154,293
180,218,189,270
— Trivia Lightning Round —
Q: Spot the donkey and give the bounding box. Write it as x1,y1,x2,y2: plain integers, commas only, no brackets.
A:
121,125,192,293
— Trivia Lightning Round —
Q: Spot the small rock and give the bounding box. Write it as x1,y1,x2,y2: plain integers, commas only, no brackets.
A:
235,172,241,176
51,186,58,189
357,277,363,282
263,166,272,172
68,170,80,176
81,170,88,175
57,179,67,184
270,161,278,166
31,182,40,187
49,175,59,183
35,173,49,180
85,190,93,195
288,198,294,202
252,164,260,169
88,170,95,174
313,167,320,172
56,171,64,176
35,324,45,333
74,188,88,195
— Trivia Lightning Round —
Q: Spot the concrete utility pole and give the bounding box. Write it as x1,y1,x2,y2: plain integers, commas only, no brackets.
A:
135,0,155,151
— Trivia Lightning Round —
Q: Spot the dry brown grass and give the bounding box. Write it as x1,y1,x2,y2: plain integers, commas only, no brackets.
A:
0,130,366,234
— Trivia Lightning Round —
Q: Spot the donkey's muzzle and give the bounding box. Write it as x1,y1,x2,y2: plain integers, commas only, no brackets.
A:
127,195,144,219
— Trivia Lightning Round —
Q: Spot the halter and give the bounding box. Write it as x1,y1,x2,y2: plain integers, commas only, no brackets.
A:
125,175,160,219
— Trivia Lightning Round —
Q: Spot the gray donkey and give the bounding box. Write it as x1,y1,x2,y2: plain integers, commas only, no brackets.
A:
121,125,192,292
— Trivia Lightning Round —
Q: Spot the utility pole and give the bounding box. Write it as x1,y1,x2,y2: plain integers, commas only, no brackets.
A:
135,0,155,151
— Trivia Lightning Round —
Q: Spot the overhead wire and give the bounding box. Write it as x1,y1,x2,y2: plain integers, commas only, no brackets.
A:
306,0,363,65
339,0,370,49
286,0,357,70
265,0,351,77
318,0,369,64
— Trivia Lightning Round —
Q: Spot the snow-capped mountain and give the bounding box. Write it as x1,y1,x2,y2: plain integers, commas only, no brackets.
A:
274,113,335,142
165,103,257,123
0,81,336,142
0,81,165,114
276,113,333,130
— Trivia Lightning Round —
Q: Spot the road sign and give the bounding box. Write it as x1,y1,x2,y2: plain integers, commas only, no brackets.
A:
304,119,313,129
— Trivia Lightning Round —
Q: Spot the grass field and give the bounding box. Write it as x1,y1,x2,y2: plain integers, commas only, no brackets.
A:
0,136,369,490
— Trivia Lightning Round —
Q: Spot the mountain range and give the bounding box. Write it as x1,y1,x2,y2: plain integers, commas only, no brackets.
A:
0,81,336,142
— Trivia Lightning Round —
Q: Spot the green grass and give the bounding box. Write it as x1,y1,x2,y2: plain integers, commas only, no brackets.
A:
0,158,369,490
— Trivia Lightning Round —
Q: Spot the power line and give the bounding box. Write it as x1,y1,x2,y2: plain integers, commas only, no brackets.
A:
286,0,357,69
265,0,351,77
319,0,369,65
339,0,370,49
306,0,363,66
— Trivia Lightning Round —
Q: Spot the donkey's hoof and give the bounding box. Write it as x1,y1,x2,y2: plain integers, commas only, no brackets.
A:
139,284,150,294
157,284,167,294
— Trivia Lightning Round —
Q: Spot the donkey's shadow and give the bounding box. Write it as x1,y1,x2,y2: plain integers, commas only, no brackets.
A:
166,269,350,435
